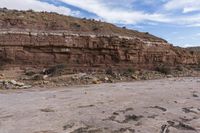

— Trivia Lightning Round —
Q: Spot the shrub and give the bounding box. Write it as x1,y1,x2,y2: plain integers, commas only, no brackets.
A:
43,64,66,76
106,68,113,75
92,26,99,31
27,9,34,13
123,68,135,76
197,62,200,71
71,23,81,29
127,68,135,73
155,65,172,75
176,65,184,71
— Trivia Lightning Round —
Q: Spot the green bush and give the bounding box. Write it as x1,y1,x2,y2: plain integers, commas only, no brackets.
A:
176,65,184,71
123,68,135,76
92,27,99,31
198,60,200,68
43,64,66,76
127,68,135,73
155,65,172,75
106,68,113,75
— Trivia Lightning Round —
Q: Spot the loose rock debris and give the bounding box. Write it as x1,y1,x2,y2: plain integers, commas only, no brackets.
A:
160,121,197,133
0,80,31,89
1,77,200,133
148,106,167,112
182,107,199,114
40,108,55,112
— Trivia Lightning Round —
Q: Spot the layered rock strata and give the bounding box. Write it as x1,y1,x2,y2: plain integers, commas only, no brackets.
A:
0,29,197,68
0,9,198,71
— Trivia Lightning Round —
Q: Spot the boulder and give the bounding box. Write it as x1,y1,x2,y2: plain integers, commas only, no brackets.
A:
131,75,138,80
0,80,31,89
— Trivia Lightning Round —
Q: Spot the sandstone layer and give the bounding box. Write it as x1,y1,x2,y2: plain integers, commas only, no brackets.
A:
0,9,198,71
188,47,200,65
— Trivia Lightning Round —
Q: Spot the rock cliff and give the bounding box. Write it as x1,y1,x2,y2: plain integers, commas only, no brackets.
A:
187,47,200,65
0,9,198,71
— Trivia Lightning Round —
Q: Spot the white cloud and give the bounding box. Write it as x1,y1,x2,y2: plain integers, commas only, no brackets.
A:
59,0,170,24
1,0,200,27
58,0,200,27
0,0,79,16
161,0,200,26
173,14,200,27
164,0,200,13
196,33,200,36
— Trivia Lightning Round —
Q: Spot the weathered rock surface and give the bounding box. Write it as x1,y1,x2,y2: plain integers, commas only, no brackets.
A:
188,47,200,65
0,9,198,71
1,77,200,133
0,79,31,89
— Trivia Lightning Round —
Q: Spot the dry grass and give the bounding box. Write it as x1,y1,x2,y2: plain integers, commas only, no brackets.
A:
0,8,166,42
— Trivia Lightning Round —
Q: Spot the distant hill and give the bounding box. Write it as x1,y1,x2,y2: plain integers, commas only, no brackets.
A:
0,8,166,42
187,47,200,52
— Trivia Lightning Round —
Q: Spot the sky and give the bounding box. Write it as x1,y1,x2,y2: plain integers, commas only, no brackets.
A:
0,0,200,47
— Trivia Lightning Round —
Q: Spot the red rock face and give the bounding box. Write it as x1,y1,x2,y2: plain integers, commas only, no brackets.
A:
0,9,198,70
0,30,197,70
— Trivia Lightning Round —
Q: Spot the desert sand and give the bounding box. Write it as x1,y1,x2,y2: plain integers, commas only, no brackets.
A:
0,77,200,133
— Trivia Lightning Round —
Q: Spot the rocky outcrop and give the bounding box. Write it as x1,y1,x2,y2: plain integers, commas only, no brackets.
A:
0,9,198,71
187,47,200,65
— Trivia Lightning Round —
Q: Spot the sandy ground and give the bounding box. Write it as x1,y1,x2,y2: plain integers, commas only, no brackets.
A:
0,77,200,133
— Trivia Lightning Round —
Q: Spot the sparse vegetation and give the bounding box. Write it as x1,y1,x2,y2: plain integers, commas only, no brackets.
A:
187,47,200,52
155,65,172,75
71,23,81,29
176,65,184,71
106,68,113,75
43,64,66,76
122,68,136,76
27,9,34,12
92,26,99,31
0,8,167,41
187,47,200,69
198,61,200,68
127,68,135,73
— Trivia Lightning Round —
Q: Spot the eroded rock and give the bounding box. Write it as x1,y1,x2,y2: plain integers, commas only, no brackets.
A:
0,9,198,72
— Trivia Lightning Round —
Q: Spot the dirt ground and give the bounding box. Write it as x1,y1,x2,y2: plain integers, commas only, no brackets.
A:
0,77,200,133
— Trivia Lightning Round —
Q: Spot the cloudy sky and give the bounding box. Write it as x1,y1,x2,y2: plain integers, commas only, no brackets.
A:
1,0,200,47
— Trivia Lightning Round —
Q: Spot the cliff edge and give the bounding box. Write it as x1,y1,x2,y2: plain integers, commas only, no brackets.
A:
0,8,198,72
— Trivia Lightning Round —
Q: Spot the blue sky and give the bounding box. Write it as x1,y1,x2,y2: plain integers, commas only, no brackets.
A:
1,0,200,47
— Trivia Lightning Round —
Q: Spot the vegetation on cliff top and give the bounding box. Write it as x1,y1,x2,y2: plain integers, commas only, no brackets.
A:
0,8,166,42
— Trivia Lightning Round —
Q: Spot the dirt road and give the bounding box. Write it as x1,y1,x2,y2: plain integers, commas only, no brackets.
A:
0,77,200,133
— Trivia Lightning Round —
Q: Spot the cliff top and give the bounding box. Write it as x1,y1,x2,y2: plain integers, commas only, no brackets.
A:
0,8,167,42
187,47,200,52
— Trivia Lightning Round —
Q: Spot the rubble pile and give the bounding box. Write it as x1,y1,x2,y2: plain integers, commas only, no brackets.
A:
0,80,31,89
